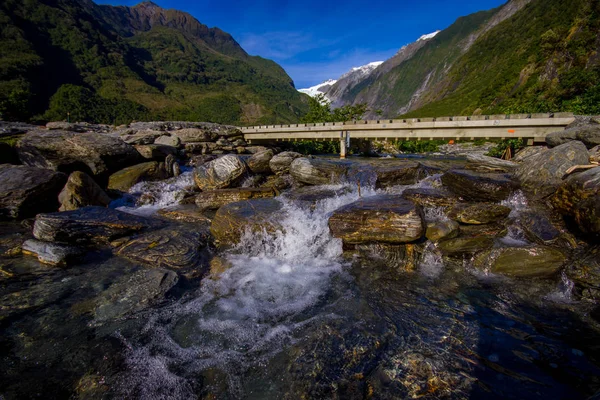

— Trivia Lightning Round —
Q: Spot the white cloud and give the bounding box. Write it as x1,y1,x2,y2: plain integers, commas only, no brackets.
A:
239,31,339,60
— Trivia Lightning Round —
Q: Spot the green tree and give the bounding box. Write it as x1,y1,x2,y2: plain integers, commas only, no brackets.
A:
300,93,369,123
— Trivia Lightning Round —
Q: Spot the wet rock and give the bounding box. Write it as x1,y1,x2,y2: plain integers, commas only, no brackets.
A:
134,144,178,160
107,161,169,192
552,167,600,235
172,128,219,143
269,151,302,175
438,236,494,257
290,157,351,185
0,164,67,219
355,243,423,272
513,141,589,198
22,239,83,266
247,149,274,174
401,187,458,208
566,246,600,301
466,154,518,172
473,246,566,278
513,146,548,162
154,135,181,148
209,256,233,278
259,174,292,191
157,204,212,224
195,188,276,210
329,195,424,244
187,154,218,168
16,130,141,183
517,211,561,245
448,203,511,225
93,268,178,323
590,145,600,163
184,142,220,155
284,186,351,204
441,169,518,202
58,171,111,211
194,154,248,190
114,228,209,272
547,124,600,149
33,206,161,245
210,198,283,246
373,163,422,188
426,220,459,242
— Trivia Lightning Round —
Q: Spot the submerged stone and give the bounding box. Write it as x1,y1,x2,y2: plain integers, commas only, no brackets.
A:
33,206,161,245
329,195,424,244
441,169,517,202
195,188,276,211
473,246,566,278
0,164,67,220
448,203,511,225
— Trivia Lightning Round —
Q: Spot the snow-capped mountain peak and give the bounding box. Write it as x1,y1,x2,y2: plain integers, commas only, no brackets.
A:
350,61,384,73
418,30,441,42
298,79,337,99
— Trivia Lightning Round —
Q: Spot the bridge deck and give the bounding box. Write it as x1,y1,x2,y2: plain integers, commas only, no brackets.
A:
241,113,575,143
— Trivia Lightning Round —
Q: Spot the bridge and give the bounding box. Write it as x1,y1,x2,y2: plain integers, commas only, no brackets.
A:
241,113,576,158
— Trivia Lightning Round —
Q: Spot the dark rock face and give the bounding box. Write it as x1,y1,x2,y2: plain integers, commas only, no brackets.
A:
247,149,275,174
329,195,424,244
438,236,494,257
441,169,518,202
33,206,161,245
425,220,459,242
512,146,548,162
473,246,566,278
517,211,561,245
373,163,422,188
448,203,511,225
16,130,141,183
566,246,600,301
513,141,589,198
114,228,209,272
0,142,20,164
93,268,178,323
195,188,276,210
194,155,248,190
22,239,83,266
157,204,212,224
401,187,458,208
290,157,351,185
58,171,111,211
107,161,169,192
134,144,178,160
210,198,283,246
0,164,67,219
547,124,600,149
552,167,600,235
269,151,302,175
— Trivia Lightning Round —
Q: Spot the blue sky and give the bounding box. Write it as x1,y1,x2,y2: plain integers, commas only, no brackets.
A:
99,0,507,88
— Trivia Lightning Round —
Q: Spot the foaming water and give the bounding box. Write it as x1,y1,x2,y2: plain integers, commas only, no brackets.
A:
419,242,444,279
501,190,529,218
545,271,576,304
112,168,196,216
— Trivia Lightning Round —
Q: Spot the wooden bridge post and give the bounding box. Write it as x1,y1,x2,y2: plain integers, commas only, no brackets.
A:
340,131,346,159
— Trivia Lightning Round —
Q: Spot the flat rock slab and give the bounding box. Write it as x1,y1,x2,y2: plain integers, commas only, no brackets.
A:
441,169,518,202
474,246,566,278
513,141,589,198
157,204,212,224
448,203,511,225
0,164,67,220
194,154,248,190
33,206,162,245
328,195,424,244
16,130,141,182
115,228,209,271
22,239,83,266
210,198,284,246
401,187,458,208
373,163,422,189
290,157,351,186
196,188,276,210
438,236,495,257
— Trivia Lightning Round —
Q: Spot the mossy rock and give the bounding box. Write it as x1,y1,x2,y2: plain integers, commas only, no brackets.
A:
448,203,511,225
473,246,566,278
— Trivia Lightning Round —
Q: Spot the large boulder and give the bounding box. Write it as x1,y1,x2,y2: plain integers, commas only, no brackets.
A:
512,146,548,162
107,161,169,192
373,163,423,188
448,203,511,225
16,130,141,183
0,164,67,219
473,246,566,278
441,169,518,202
401,187,458,208
552,167,600,235
157,204,212,224
58,171,111,211
33,206,161,245
210,198,284,246
114,228,209,272
438,236,495,257
513,141,589,198
566,246,600,301
134,144,178,161
328,195,424,244
172,128,218,143
290,157,350,186
194,155,248,190
247,149,274,174
547,124,600,149
195,188,276,210
269,151,302,175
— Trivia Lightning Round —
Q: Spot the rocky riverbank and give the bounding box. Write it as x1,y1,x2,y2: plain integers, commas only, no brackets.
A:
1,118,600,398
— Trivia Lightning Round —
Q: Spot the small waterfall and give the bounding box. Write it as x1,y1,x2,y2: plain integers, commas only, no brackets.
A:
545,272,575,304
